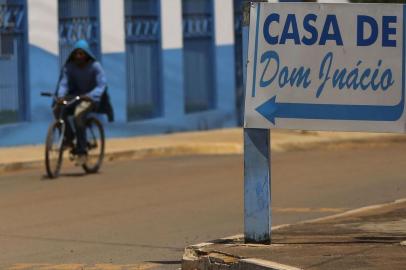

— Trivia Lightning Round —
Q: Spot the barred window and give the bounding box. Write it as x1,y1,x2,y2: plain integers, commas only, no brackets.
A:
125,0,162,121
0,35,14,57
182,0,215,113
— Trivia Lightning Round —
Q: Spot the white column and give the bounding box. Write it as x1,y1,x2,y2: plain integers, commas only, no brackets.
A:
100,0,125,54
28,0,58,55
100,0,127,122
161,0,183,51
214,0,235,47
213,0,236,114
160,0,184,119
27,0,59,121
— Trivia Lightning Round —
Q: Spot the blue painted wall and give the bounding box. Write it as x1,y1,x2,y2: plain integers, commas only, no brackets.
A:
29,45,58,123
0,0,238,146
161,48,184,120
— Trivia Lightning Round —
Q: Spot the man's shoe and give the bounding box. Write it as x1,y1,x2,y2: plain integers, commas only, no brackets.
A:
75,154,87,166
62,139,74,150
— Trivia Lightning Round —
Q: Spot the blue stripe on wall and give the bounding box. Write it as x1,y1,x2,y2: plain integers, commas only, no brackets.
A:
215,44,236,114
103,52,127,123
161,48,184,118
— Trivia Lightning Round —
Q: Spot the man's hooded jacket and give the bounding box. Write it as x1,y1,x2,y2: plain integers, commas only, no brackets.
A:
56,39,114,122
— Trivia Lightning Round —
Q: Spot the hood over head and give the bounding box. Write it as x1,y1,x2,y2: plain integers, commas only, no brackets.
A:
66,39,97,63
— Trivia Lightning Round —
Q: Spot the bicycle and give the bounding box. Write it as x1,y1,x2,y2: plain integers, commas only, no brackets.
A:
41,92,105,179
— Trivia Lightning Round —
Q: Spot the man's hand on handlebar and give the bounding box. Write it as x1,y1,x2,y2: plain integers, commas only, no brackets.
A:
79,95,93,102
56,97,65,105
57,95,92,104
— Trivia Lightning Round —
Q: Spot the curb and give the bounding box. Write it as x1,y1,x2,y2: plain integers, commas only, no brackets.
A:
1,132,406,175
182,246,302,270
0,143,242,175
105,143,243,162
181,198,406,270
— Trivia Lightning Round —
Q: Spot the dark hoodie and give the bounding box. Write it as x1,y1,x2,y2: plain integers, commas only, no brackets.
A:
57,39,107,102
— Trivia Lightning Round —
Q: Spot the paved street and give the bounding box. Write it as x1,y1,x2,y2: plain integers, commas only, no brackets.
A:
1,142,406,269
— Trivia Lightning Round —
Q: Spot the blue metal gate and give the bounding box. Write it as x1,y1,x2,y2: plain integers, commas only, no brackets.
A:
125,0,161,121
234,0,243,125
58,0,101,66
182,0,215,113
0,0,28,124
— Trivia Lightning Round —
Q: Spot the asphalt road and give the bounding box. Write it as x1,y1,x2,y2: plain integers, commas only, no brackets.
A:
1,142,406,269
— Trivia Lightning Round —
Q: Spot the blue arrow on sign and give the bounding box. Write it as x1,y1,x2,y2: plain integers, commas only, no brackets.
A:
256,94,405,125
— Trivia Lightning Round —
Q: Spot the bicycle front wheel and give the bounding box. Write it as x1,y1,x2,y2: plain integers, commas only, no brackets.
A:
82,117,105,173
45,121,64,178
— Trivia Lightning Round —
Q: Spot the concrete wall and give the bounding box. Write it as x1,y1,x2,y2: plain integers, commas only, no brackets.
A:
28,0,58,122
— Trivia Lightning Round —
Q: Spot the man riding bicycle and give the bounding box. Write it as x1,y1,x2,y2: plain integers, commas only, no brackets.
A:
56,39,109,164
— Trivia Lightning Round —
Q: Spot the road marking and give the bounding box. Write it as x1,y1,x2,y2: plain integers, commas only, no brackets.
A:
241,258,303,270
273,207,347,213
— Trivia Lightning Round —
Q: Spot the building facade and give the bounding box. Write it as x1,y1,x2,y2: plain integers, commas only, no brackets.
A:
0,0,324,146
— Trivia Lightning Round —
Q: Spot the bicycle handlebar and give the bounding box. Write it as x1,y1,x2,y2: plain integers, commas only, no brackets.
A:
40,92,53,97
40,92,89,107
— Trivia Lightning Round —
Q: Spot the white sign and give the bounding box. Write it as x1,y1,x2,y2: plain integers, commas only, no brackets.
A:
244,3,406,133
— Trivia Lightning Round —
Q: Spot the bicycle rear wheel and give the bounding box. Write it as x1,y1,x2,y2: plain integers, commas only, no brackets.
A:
45,121,64,178
82,117,105,173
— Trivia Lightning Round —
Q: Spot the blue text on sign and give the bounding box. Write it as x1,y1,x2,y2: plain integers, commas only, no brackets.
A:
263,13,398,47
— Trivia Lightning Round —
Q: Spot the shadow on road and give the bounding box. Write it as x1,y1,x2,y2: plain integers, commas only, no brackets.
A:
40,172,96,181
147,260,182,265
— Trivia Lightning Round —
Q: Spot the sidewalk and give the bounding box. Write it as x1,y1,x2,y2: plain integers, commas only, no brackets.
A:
182,199,406,270
0,128,404,173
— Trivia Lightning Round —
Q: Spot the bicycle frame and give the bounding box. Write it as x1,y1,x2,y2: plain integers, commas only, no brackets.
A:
42,92,86,152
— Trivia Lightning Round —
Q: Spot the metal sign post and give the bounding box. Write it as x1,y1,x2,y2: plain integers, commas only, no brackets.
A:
243,0,271,244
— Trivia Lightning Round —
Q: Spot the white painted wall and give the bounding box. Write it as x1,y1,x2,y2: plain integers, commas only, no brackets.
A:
160,0,183,49
100,0,125,53
27,0,58,55
160,0,185,118
28,0,59,122
214,0,235,46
